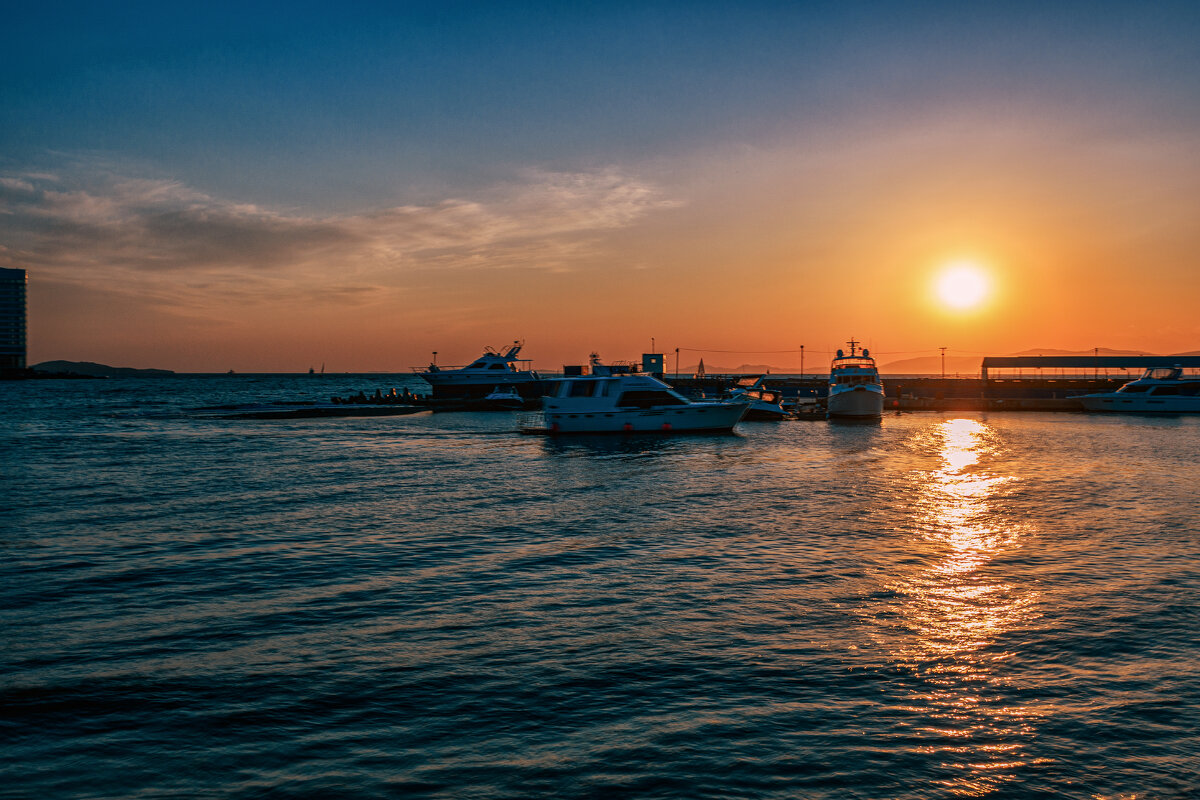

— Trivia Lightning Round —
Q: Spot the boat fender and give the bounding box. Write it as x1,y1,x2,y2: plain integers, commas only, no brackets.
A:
661,422,672,431
623,422,633,432
551,422,559,433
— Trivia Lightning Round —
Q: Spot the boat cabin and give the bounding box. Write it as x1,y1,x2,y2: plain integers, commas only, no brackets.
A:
831,356,880,384
550,376,689,408
1117,367,1200,396
1140,367,1184,381
464,357,520,372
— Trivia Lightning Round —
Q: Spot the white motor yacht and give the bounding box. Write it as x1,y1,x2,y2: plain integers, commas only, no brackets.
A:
727,375,789,421
416,341,548,399
1078,366,1200,413
481,385,525,410
827,339,885,419
539,355,750,433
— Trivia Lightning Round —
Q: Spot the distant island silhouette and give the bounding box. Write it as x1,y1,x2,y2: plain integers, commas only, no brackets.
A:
32,361,175,378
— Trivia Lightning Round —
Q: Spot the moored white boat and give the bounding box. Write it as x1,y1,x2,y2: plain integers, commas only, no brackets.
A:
727,375,789,421
538,355,749,433
1078,366,1200,413
827,339,885,419
416,341,548,399
480,385,525,410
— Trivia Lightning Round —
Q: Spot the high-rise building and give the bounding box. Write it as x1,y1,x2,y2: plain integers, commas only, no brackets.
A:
0,268,28,371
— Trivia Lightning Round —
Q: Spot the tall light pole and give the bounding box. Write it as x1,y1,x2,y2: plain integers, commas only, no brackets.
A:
940,346,947,379
800,344,805,379
432,351,438,366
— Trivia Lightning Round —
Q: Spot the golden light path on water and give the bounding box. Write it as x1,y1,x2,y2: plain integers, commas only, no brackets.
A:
875,418,1045,797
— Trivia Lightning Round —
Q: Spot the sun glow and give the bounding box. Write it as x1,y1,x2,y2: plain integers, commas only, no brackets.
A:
935,262,991,310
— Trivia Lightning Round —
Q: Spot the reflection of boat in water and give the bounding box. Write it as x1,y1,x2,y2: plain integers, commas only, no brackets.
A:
537,354,749,433
480,385,525,410
416,341,548,400
1079,366,1200,413
726,375,788,421
827,339,884,419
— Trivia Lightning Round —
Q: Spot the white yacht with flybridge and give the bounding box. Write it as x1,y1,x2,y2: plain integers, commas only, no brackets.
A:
415,341,548,399
1078,366,1200,413
827,339,885,419
535,354,750,433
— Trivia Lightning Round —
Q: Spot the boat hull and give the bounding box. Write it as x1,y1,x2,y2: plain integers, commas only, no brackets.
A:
827,386,885,419
742,404,789,421
418,372,549,400
544,402,748,433
1079,394,1200,413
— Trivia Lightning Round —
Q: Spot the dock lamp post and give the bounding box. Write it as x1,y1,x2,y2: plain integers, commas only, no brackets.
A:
940,346,947,379
432,351,437,366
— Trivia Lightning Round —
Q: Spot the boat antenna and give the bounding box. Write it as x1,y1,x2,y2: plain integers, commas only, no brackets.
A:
847,338,860,357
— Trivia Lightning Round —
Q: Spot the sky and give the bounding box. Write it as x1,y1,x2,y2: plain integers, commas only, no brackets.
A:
3,1,1199,372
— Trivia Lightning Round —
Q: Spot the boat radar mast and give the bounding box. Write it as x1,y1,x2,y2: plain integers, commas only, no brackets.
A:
837,338,871,360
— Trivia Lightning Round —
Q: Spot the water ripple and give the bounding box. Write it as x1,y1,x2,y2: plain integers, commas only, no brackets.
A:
3,381,1199,798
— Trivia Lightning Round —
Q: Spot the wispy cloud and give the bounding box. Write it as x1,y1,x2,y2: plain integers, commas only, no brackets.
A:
0,161,677,310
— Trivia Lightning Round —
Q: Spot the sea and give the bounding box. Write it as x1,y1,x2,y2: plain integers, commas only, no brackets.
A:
3,375,1198,800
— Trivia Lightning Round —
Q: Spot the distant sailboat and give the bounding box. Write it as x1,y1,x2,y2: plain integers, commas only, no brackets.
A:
695,358,706,378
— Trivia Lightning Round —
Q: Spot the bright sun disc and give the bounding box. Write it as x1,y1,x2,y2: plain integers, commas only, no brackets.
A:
936,263,989,310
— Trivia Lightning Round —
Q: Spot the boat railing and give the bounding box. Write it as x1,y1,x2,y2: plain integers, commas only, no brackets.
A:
414,359,538,374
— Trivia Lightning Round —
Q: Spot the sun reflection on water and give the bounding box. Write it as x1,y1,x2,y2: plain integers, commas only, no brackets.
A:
873,418,1043,796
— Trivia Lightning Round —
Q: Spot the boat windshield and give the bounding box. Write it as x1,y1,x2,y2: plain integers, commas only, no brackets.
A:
832,358,876,371
835,374,880,386
1143,367,1182,380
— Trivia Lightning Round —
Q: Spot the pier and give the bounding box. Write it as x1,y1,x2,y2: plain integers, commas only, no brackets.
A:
665,354,1200,412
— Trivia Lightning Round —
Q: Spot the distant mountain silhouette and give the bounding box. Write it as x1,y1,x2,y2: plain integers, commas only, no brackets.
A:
678,363,804,375
878,355,984,375
878,347,1182,375
33,361,175,378
1010,347,1153,357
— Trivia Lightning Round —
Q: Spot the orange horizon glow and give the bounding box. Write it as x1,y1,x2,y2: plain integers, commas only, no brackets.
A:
13,119,1200,372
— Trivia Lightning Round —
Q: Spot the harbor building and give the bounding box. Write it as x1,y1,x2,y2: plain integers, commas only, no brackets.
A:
0,268,27,371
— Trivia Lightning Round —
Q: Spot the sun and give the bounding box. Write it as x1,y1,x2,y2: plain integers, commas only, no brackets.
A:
935,261,990,310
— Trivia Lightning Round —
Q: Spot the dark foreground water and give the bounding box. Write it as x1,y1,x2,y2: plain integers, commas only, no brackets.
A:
3,375,1199,799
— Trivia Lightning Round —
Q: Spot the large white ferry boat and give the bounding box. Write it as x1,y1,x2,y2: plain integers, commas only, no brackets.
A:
1078,366,1200,413
416,341,548,399
827,339,885,419
539,355,750,433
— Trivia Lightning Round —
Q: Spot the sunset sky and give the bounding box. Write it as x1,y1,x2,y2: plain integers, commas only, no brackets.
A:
3,1,1199,372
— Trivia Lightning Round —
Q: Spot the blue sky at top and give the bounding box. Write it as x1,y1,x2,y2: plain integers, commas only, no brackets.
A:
6,1,1199,211
5,2,1200,368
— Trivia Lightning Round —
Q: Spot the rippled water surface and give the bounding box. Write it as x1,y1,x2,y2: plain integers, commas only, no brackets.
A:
3,376,1199,799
